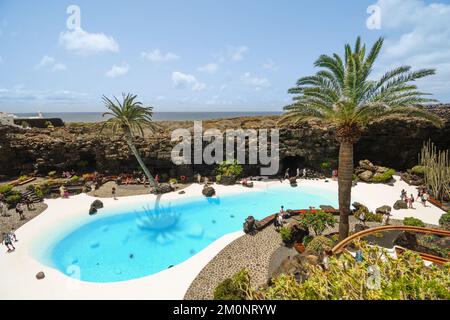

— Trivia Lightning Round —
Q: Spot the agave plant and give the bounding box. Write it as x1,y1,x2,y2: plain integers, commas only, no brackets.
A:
282,37,443,240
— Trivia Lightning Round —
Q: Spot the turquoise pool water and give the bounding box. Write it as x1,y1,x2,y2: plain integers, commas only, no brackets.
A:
49,184,337,283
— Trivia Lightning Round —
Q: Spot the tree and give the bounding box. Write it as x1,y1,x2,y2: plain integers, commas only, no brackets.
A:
102,93,158,191
281,37,443,240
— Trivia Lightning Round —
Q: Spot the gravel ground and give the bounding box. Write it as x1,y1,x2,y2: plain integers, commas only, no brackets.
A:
87,181,191,198
0,202,48,235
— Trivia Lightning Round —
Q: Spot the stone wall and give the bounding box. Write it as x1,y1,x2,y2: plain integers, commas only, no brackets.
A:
0,105,448,179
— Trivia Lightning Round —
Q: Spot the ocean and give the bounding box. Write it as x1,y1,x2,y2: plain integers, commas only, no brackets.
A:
14,111,282,123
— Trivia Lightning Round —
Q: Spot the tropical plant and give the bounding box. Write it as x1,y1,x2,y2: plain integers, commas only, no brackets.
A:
305,235,334,255
410,165,426,176
214,269,252,300
216,160,243,177
102,93,158,191
281,36,443,240
439,212,450,231
0,184,13,195
419,140,450,201
279,227,293,245
403,217,426,228
297,210,336,236
372,168,396,183
250,241,450,300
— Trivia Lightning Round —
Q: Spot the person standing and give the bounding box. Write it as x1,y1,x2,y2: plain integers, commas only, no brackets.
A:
112,187,117,200
2,232,15,252
0,201,6,217
284,168,290,180
15,203,25,220
296,168,300,178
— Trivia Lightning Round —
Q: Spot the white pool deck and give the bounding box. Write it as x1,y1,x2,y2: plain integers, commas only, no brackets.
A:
0,177,445,300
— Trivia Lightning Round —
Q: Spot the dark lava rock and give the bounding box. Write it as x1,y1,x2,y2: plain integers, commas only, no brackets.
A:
202,186,216,197
91,200,103,210
376,205,392,215
354,223,370,233
393,200,408,210
36,271,45,280
219,175,237,186
178,190,186,194
243,216,256,234
153,183,172,194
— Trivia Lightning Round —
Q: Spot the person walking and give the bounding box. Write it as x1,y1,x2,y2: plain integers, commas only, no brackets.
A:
2,232,15,252
284,168,290,180
112,187,117,200
15,203,25,220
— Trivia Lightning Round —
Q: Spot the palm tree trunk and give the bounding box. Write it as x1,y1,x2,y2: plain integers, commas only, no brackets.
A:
124,131,158,192
338,141,354,240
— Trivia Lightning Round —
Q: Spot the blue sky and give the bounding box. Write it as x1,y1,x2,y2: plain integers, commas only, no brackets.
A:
0,0,449,112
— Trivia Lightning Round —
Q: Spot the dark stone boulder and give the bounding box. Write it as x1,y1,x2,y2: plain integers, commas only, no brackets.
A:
36,271,45,280
243,216,256,234
202,186,216,197
393,200,408,210
352,202,369,212
89,200,104,215
376,205,392,215
290,224,309,243
289,177,298,187
178,190,186,194
220,175,237,186
153,183,172,194
354,223,370,233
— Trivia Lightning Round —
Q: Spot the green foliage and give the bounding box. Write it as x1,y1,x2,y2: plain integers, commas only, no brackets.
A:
216,175,222,183
216,160,243,177
372,169,396,183
403,217,426,228
320,161,331,170
280,227,293,244
305,236,334,255
18,175,28,182
297,210,336,236
29,183,50,199
48,171,57,178
251,241,450,300
0,184,13,195
169,178,178,184
5,194,22,206
302,235,314,246
214,269,251,300
411,165,426,175
69,175,80,183
44,121,54,129
438,213,450,230
77,160,89,168
363,212,383,223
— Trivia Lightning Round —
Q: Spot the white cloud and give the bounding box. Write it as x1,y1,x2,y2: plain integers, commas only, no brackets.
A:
172,71,206,91
105,63,129,78
0,86,89,102
197,63,218,74
262,59,279,71
59,28,119,55
35,55,66,72
375,0,450,95
241,72,270,90
141,49,179,62
229,46,248,61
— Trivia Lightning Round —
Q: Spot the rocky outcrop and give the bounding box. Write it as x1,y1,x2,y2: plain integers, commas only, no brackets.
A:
393,200,408,210
0,105,448,179
202,186,216,197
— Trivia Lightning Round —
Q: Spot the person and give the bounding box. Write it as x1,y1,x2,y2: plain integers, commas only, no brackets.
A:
9,228,17,242
280,206,285,217
332,169,338,181
284,168,290,180
0,201,6,217
382,210,391,226
408,194,415,209
2,232,15,252
91,183,96,197
358,210,366,226
15,203,25,220
421,192,428,207
296,168,300,178
112,187,117,200
355,249,363,262
155,174,159,184
63,187,69,199
59,185,65,198
197,173,202,184
400,189,407,201
303,168,307,178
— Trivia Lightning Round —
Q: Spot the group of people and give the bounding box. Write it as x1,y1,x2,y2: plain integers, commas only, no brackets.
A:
284,168,307,180
1,228,17,252
0,201,26,220
400,187,429,208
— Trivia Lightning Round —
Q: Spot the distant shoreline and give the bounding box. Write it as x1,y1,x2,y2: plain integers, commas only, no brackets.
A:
12,111,283,123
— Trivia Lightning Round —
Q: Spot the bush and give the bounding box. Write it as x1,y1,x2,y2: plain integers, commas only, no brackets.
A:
48,171,57,178
297,210,336,236
438,213,450,230
214,269,251,300
280,227,293,245
411,165,426,175
216,160,243,177
18,175,28,182
70,175,80,183
320,161,331,170
305,236,334,255
216,175,222,183
366,212,383,223
169,178,178,184
251,241,450,300
403,217,425,228
5,194,22,206
0,184,13,195
372,169,396,183
302,235,314,246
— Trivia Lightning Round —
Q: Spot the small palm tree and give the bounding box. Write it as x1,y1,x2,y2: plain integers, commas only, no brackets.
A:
282,37,443,240
102,93,158,192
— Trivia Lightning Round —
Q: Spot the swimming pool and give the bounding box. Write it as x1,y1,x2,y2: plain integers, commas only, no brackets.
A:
48,184,337,283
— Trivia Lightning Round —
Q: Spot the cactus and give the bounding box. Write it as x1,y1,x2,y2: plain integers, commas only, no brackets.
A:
419,140,450,201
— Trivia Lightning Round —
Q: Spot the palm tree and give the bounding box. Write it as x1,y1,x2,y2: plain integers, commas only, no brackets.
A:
281,37,443,240
102,93,158,192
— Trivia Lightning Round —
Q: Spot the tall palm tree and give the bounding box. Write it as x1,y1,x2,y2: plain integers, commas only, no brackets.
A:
281,37,443,240
102,93,158,192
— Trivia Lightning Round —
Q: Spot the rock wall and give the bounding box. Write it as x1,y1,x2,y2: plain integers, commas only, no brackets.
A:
0,106,449,179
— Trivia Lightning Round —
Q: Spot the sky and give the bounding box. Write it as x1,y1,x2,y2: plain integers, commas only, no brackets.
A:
0,0,449,113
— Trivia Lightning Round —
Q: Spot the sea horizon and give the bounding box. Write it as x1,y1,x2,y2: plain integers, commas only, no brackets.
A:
11,111,283,123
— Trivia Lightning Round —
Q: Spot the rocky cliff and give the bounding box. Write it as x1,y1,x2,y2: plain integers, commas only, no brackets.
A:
0,105,449,180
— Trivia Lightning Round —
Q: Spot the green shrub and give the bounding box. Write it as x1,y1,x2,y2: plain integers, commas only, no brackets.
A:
70,175,80,183
411,165,426,175
403,217,425,228
251,241,450,300
305,236,334,255
216,175,222,183
169,178,178,184
48,171,57,178
214,269,250,300
0,184,13,195
439,213,450,230
216,160,243,177
5,194,22,206
297,210,336,236
280,227,293,244
320,161,331,170
372,169,396,183
302,235,314,246
366,212,383,223
18,175,28,182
